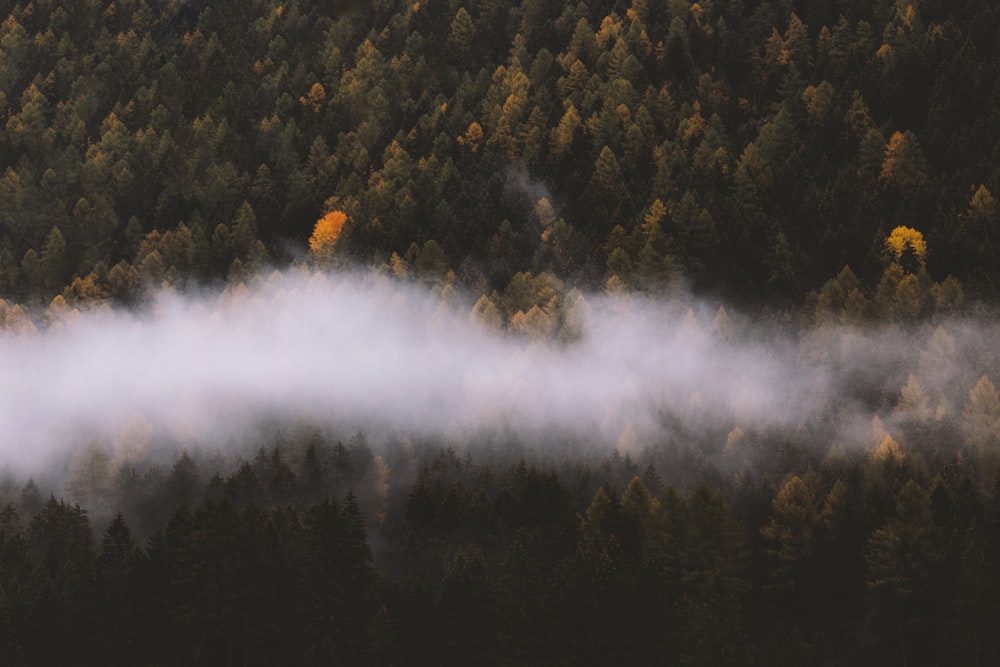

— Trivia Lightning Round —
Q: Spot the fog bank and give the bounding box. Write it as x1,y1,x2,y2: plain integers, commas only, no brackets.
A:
0,270,994,474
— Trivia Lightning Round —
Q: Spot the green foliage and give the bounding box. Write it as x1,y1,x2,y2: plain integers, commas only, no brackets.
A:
3,5,1000,658
0,0,992,309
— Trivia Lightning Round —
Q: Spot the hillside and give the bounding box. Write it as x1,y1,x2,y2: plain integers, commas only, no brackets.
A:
0,0,998,314
3,2,1000,665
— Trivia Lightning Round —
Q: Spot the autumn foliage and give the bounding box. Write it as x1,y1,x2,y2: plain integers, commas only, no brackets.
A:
309,210,348,259
884,226,927,268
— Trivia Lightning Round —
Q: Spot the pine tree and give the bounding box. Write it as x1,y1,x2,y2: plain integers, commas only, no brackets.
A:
447,7,477,61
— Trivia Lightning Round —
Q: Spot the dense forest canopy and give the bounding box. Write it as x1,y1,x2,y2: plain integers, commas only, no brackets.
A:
0,0,997,313
2,0,1000,665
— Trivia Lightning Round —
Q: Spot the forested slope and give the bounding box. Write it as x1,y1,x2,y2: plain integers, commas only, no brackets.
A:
5,423,1000,665
3,2,1000,665
0,0,998,314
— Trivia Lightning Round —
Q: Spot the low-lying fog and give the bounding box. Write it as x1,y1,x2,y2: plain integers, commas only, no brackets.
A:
0,270,995,475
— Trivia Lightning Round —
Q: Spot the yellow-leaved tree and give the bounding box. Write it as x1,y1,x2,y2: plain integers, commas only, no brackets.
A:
875,226,929,319
309,210,348,266
884,225,926,271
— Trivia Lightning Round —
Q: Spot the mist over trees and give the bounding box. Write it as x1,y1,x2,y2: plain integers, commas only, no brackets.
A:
1,0,1000,665
5,413,1000,665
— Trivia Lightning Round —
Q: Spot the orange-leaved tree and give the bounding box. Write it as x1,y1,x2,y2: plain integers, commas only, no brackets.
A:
309,210,348,266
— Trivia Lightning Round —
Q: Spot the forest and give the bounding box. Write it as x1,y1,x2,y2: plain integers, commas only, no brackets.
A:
1,0,1000,664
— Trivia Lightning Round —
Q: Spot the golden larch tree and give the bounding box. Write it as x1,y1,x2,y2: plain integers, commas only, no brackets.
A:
300,82,326,113
458,121,483,152
309,210,348,264
879,130,927,190
884,225,926,271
